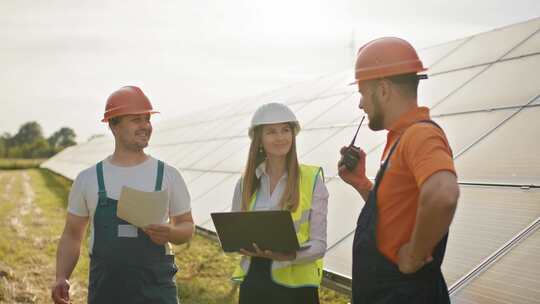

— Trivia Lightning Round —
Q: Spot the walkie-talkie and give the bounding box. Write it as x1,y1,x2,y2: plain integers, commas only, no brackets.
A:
341,116,365,171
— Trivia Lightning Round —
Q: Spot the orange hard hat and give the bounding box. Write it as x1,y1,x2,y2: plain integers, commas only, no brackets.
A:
101,86,159,122
351,37,427,84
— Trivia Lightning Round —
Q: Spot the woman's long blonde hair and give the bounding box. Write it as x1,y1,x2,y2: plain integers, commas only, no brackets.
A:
241,122,300,212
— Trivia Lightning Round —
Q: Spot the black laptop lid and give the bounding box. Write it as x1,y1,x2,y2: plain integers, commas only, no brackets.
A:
211,210,300,253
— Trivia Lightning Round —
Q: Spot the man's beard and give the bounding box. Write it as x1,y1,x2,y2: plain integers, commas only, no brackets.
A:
368,92,385,131
133,141,149,150
124,140,148,151
127,130,150,151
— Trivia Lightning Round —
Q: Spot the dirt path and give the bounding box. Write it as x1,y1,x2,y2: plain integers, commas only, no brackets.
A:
0,170,65,303
0,172,14,202
9,172,36,238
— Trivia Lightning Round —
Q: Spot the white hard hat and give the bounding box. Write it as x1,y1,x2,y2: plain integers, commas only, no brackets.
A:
248,102,301,139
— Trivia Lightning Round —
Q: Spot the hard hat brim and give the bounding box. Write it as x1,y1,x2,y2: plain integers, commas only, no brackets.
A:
348,73,429,86
248,121,301,139
102,110,160,122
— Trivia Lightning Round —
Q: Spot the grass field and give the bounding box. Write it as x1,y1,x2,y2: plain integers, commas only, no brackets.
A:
0,158,45,170
0,168,350,304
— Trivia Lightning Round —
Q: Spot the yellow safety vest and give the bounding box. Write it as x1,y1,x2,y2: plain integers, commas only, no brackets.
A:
232,164,324,288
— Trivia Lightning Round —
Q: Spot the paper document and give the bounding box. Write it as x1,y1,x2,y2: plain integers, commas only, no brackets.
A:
117,186,169,228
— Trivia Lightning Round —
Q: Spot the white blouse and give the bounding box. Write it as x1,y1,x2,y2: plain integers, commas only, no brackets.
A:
231,162,329,264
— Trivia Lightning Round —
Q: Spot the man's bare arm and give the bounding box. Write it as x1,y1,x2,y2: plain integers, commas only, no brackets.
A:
398,171,459,273
52,213,88,303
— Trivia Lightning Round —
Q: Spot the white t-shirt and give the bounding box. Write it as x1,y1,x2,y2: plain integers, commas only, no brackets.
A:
67,156,191,254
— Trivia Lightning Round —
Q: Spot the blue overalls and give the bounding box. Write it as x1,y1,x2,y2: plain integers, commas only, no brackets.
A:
88,160,178,304
352,121,451,304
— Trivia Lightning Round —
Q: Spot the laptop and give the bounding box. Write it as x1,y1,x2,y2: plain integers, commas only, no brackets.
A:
211,210,300,253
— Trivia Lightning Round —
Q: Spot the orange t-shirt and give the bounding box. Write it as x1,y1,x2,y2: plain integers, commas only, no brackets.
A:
376,106,456,263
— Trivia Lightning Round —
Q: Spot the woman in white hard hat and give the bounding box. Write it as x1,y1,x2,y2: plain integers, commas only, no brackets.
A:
230,102,329,304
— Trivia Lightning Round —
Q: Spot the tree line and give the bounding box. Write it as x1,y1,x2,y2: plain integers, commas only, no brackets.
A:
0,122,76,159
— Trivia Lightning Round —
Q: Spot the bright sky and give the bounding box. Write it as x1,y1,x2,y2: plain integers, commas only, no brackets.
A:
1,0,539,142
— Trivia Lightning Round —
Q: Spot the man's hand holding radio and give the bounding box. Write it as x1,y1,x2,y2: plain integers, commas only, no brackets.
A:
338,146,372,201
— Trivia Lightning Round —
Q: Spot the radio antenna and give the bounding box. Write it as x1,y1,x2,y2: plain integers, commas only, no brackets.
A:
349,116,365,147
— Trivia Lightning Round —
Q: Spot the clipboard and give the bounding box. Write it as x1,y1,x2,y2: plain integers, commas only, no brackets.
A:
211,210,300,253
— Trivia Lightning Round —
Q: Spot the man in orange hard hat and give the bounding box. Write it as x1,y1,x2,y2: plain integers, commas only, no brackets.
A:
52,86,194,304
338,37,459,303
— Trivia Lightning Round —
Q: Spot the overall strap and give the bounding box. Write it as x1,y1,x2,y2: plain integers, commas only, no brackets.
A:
375,118,450,190
417,119,453,156
417,119,442,130
373,138,401,192
96,162,108,205
154,160,165,191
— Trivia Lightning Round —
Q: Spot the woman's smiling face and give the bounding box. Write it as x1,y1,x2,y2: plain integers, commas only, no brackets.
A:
261,123,293,158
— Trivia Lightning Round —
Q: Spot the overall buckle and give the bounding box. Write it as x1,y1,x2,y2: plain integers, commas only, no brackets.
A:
98,190,108,206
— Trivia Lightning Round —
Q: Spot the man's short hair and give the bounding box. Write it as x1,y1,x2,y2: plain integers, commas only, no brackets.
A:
386,73,420,98
109,116,122,126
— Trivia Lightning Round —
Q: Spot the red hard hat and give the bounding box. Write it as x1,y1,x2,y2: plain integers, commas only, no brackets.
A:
351,37,427,84
102,86,159,122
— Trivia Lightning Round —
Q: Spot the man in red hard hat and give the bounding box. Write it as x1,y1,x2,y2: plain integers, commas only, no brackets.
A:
338,37,459,303
52,86,194,304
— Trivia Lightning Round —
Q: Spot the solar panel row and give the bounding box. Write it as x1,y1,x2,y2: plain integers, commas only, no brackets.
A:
42,17,540,302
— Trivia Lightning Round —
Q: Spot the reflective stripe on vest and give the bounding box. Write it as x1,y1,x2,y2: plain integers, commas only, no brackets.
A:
232,164,324,288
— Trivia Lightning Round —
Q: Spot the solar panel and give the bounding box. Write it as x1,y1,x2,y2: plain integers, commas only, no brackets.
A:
418,66,483,109
295,95,352,127
41,17,540,300
190,137,250,171
213,143,250,172
442,186,540,286
503,28,540,59
451,222,540,304
300,126,385,178
190,174,239,226
323,233,354,277
430,18,540,74
302,93,359,129
186,172,233,201
418,38,469,69
177,170,205,184
455,106,540,185
324,178,365,247
433,108,517,154
432,55,540,115
295,128,339,157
